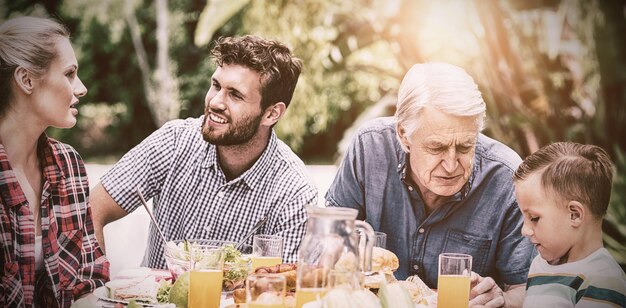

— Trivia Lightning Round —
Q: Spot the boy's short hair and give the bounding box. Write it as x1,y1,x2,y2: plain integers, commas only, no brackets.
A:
513,142,614,218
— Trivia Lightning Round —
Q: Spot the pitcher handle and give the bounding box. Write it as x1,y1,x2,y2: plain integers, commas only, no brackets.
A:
355,220,375,273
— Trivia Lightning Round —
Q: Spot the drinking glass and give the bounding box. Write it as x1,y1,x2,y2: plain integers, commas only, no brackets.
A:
328,270,362,290
246,274,286,308
374,231,387,248
437,253,472,308
189,245,225,308
252,235,283,270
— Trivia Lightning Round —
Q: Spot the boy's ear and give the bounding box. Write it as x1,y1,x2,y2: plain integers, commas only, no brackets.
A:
567,201,585,228
261,102,286,127
396,124,411,151
14,66,35,94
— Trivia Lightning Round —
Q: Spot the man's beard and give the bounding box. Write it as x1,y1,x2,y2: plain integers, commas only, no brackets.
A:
202,111,263,146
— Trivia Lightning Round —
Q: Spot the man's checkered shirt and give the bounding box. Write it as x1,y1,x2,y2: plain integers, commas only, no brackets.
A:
101,116,318,268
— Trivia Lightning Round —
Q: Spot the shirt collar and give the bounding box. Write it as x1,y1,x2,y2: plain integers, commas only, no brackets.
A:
202,130,278,191
0,134,64,208
39,133,67,185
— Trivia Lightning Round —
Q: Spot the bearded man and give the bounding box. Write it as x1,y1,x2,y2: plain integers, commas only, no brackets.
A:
91,36,317,268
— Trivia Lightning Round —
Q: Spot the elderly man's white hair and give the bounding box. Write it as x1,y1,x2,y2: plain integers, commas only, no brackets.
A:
394,62,486,153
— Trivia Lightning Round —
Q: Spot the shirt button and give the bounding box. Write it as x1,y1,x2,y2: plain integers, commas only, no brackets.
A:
413,265,419,270
408,186,414,191
418,228,425,234
217,191,225,198
397,164,402,169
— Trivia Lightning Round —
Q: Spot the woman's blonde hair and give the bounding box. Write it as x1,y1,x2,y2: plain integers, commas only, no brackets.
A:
0,16,69,117
394,62,486,152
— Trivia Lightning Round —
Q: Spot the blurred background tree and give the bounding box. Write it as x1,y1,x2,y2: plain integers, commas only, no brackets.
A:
2,0,624,267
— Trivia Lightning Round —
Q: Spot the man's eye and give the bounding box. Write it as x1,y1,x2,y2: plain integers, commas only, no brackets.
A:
212,82,220,90
428,147,446,153
530,216,540,222
65,70,75,78
231,93,243,100
457,146,472,153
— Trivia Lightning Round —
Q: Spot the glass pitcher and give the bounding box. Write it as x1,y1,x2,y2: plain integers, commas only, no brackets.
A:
295,206,375,307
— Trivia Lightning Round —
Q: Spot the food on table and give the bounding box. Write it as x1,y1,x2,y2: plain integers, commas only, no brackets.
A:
363,272,397,290
168,271,190,308
250,291,284,306
404,275,436,303
232,263,298,304
254,263,298,290
105,275,159,303
298,267,327,289
321,288,382,308
156,279,172,303
350,289,384,308
164,240,251,292
378,282,415,308
371,247,399,273
222,244,252,291
361,247,400,290
333,252,358,272
127,300,141,308
233,288,246,304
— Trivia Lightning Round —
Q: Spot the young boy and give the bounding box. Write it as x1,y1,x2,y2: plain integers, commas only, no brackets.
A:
513,142,626,307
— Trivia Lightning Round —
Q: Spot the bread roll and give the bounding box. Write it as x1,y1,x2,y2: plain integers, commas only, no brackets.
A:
371,247,399,273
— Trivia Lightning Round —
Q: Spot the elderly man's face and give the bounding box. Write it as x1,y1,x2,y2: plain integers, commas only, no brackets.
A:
403,106,478,198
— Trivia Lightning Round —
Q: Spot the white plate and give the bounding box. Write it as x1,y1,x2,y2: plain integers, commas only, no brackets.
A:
93,286,231,307
93,286,158,306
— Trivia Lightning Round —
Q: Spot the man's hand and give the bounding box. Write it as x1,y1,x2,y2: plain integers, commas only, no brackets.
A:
468,272,525,307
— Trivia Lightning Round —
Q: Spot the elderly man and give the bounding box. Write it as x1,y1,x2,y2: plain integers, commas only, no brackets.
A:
91,35,317,268
326,62,534,307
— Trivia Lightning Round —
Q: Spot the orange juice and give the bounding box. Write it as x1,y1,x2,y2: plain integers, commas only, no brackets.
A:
437,274,471,308
251,256,282,270
295,288,327,308
249,304,285,308
189,269,223,308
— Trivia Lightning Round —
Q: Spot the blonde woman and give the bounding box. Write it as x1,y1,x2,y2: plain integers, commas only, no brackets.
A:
0,16,109,307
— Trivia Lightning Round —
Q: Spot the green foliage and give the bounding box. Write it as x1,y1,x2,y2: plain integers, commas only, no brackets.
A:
236,0,402,158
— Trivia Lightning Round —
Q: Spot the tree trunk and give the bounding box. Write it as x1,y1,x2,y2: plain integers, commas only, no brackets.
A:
125,0,179,127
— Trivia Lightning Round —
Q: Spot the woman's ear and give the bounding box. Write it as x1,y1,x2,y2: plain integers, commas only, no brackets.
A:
13,66,35,95
396,123,411,151
261,102,286,127
567,201,585,228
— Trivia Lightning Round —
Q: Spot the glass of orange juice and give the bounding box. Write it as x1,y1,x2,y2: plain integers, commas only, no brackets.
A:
246,273,286,308
437,253,472,308
295,266,328,308
189,245,225,308
251,235,283,270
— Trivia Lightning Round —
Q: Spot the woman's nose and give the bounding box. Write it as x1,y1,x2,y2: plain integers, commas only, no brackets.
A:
74,76,87,98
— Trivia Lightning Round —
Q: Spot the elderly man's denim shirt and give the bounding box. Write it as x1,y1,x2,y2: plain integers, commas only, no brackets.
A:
325,117,535,288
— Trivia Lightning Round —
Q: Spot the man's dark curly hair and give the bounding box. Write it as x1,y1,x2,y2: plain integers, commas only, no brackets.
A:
210,35,302,110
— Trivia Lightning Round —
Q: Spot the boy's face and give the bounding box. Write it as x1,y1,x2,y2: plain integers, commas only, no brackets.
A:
515,173,576,265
